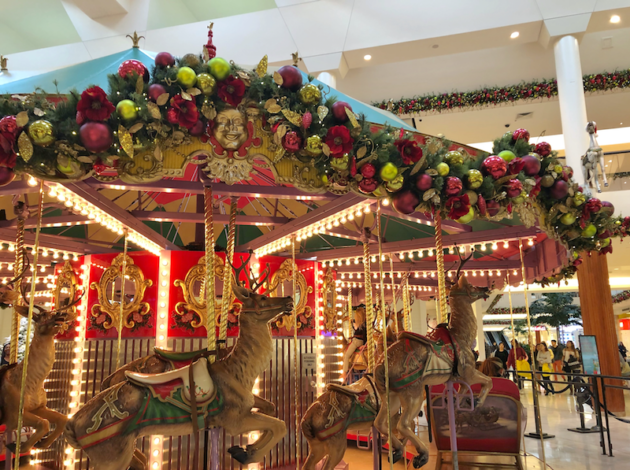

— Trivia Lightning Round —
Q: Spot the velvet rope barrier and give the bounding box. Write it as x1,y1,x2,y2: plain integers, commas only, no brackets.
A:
9,202,25,364
115,229,128,370
13,181,44,470
376,202,395,470
219,196,237,345
434,213,448,323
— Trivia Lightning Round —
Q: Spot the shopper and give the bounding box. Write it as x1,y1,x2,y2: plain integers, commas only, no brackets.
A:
342,305,367,382
550,339,565,379
619,341,627,360
1,342,10,366
507,339,529,388
494,342,510,370
535,342,555,395
563,340,582,394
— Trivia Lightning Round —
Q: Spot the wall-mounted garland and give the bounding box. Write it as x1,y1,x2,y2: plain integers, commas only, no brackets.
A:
373,70,630,115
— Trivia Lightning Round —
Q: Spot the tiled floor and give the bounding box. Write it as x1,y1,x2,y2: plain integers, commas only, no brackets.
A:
340,384,630,469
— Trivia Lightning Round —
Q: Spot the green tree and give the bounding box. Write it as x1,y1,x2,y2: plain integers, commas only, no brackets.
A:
529,293,582,329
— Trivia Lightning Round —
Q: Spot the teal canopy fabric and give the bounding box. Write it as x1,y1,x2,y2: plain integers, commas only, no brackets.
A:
0,48,156,95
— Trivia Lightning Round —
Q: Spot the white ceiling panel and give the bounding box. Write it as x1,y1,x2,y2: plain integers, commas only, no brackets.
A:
594,0,630,11
0,42,91,71
535,0,599,19
67,0,128,19
279,0,354,57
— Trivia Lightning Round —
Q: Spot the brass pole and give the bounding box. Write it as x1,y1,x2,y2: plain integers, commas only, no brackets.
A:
506,272,516,344
115,230,128,370
9,202,26,364
204,187,217,357
376,202,395,470
219,197,238,344
13,182,44,470
402,275,411,331
362,232,376,374
292,238,300,468
434,213,448,323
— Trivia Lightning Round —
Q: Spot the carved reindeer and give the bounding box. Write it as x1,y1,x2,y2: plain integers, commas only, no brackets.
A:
582,121,608,193
64,254,294,470
0,249,30,308
1,282,83,454
372,251,493,468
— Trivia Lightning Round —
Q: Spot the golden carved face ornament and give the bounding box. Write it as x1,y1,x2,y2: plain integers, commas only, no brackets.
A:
213,107,248,150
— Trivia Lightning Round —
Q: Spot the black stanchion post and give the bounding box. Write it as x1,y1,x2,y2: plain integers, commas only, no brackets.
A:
599,376,614,457
568,372,600,434
526,372,555,440
590,377,607,455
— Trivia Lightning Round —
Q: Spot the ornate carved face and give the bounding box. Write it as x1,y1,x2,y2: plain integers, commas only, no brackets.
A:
213,107,248,150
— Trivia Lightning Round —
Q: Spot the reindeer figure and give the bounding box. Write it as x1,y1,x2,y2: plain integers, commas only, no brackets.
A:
372,253,493,468
1,282,83,454
0,249,30,308
64,254,294,470
582,121,608,193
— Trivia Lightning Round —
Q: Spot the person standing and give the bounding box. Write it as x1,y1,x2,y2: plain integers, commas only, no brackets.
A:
494,342,510,370
507,339,529,388
619,341,627,360
342,305,367,382
563,340,582,395
550,339,565,380
536,342,555,395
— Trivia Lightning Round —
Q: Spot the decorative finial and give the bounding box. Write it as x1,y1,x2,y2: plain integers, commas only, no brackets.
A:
291,51,301,67
126,32,145,49
204,22,217,62
0,55,7,72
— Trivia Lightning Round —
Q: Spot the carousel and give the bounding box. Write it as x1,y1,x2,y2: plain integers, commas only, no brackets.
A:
0,26,624,470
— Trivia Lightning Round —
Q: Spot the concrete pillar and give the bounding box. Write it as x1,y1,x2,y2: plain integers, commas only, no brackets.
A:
553,36,590,185
317,72,337,89
410,300,427,336
577,253,625,412
472,301,486,361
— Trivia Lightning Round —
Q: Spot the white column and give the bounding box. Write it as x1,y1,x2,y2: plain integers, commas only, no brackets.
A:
409,299,427,335
553,35,590,185
472,301,486,361
317,72,337,89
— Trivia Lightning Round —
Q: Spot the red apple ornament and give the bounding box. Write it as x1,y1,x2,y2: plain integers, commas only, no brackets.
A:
416,174,433,191
512,128,530,142
550,180,569,199
535,142,552,157
118,60,149,82
486,200,501,217
332,101,352,122
521,154,541,176
0,167,15,187
148,84,166,102
79,122,112,153
361,163,376,179
189,120,204,137
277,65,303,91
155,52,175,68
601,201,614,216
393,190,419,215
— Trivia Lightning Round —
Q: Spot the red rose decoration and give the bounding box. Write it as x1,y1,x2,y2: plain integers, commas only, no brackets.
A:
505,179,523,198
583,198,602,217
325,125,353,157
350,157,357,177
77,86,115,122
508,157,525,175
444,176,463,196
535,142,552,157
96,314,107,325
481,156,507,179
573,258,583,267
600,244,613,255
445,194,470,219
477,194,487,216
395,139,423,165
529,176,542,197
512,128,530,142
282,131,302,153
359,177,379,193
168,95,199,129
217,75,246,107
0,116,19,168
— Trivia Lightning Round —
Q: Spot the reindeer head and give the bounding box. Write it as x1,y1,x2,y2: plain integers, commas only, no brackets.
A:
446,246,491,301
228,251,294,323
0,250,31,309
15,284,84,337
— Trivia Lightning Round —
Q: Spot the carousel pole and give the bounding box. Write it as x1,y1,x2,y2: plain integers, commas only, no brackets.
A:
292,238,301,468
506,272,516,344
434,213,448,323
13,182,44,470
518,239,548,462
204,186,220,470
376,202,395,470
9,199,26,364
388,258,398,336
402,275,411,332
219,197,237,345
115,230,128,370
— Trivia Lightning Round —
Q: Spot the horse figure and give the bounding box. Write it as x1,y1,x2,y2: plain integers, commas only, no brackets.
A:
582,121,608,193
64,256,293,470
373,253,492,468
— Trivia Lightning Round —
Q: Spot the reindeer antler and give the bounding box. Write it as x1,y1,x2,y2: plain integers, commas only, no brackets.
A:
249,263,270,293
226,251,253,287
445,245,473,286
6,249,30,287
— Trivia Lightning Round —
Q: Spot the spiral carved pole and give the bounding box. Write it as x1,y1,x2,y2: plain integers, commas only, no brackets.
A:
402,275,411,331
434,212,448,323
115,231,128,370
204,187,217,356
9,204,26,364
292,238,300,468
362,230,376,374
219,197,238,344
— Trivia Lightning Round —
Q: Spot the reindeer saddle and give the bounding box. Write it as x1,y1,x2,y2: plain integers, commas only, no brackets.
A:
391,326,462,391
154,347,208,368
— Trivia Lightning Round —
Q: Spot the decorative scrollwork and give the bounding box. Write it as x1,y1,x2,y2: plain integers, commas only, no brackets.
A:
54,261,78,334
267,259,312,332
90,254,152,330
321,267,337,332
173,255,235,329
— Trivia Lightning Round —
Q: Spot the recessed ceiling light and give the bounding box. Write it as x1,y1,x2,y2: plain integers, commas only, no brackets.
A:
510,31,520,39
432,44,439,49
363,54,372,61
611,15,621,23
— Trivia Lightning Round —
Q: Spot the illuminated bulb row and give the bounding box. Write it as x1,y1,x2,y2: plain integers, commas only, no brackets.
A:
0,243,80,261
315,265,325,395
65,263,88,468
46,183,161,255
407,285,433,292
254,203,371,256
324,257,364,267
337,282,363,288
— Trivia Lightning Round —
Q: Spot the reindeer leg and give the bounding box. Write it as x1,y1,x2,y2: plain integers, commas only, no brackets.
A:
461,367,493,407
253,395,276,416
398,390,430,469
8,410,50,454
226,411,286,465
374,392,405,464
30,407,68,448
302,438,328,470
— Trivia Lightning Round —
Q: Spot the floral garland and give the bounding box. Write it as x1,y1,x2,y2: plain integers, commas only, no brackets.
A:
486,306,526,315
0,52,628,266
373,70,630,115
612,290,630,304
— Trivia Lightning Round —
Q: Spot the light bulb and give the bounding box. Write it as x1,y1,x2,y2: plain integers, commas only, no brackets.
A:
503,241,509,248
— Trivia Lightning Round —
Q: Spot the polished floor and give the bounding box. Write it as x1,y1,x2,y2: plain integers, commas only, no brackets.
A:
340,384,630,469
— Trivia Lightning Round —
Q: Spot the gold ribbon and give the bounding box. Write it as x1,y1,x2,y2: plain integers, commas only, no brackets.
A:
434,213,448,323
115,230,128,370
204,186,216,358
219,197,237,344
376,202,395,470
13,181,44,470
